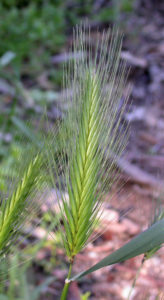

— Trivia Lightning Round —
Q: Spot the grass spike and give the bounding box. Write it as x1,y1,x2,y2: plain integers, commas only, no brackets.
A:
0,151,44,256
46,24,129,299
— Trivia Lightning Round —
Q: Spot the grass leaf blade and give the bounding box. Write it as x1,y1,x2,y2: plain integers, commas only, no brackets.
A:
70,218,164,281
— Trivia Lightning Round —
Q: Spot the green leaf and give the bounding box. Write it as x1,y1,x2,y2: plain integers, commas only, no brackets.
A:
70,218,164,281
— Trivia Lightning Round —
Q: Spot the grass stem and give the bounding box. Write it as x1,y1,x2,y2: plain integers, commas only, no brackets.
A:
60,262,73,300
127,256,146,300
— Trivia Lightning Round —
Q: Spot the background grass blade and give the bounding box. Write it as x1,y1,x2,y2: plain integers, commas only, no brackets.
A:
70,218,164,281
0,151,44,257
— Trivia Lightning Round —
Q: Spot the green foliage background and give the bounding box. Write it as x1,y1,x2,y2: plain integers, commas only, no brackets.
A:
0,0,133,71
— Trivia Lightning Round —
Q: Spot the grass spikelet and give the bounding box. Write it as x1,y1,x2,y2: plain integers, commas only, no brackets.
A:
0,151,43,257
46,24,129,298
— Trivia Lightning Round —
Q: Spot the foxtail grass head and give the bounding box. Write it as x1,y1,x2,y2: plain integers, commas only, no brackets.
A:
47,24,129,262
0,146,45,258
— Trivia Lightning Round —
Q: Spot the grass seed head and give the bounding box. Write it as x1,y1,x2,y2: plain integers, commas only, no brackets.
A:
47,24,129,261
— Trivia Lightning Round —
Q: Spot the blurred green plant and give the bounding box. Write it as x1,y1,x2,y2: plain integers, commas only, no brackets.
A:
0,252,54,300
65,0,134,26
0,115,42,192
0,1,65,73
80,291,91,300
0,0,135,76
0,151,44,256
97,0,134,23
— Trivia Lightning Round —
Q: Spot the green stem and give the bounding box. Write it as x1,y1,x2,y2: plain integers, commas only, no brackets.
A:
60,262,73,300
127,256,146,300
